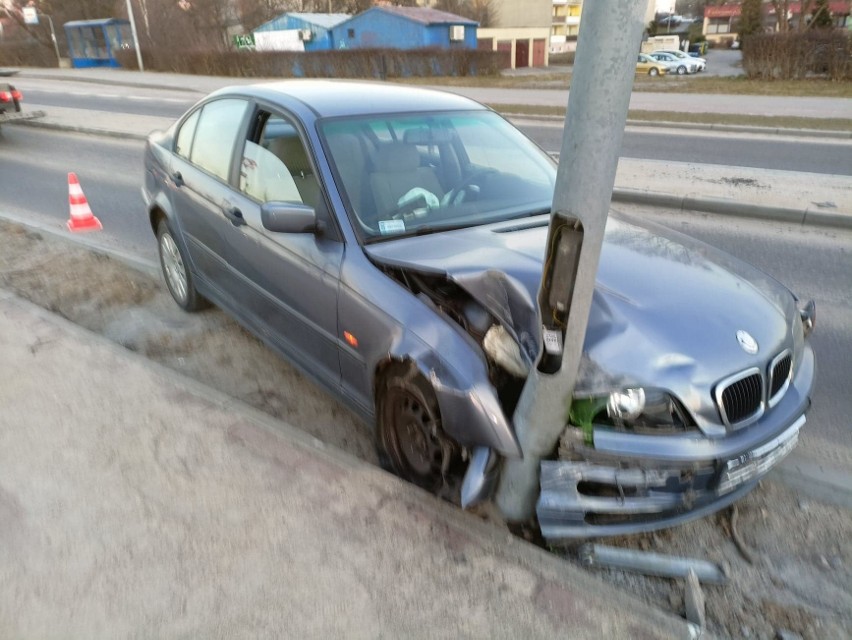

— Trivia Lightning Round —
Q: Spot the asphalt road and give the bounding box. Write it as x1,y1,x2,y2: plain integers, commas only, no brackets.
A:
520,120,852,177
21,87,194,119
1,126,850,476
15,82,852,176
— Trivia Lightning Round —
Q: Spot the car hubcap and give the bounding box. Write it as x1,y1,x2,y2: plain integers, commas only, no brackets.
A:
160,233,187,302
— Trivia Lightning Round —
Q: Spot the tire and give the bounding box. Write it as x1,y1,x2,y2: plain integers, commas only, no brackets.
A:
156,218,208,312
375,363,462,497
648,68,659,77
677,65,687,75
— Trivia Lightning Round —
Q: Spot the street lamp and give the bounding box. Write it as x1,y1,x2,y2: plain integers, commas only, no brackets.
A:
125,0,145,71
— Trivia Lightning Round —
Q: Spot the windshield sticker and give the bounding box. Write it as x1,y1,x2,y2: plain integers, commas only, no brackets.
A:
378,219,406,235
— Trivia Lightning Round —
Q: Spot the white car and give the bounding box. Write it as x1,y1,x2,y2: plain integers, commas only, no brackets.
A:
658,48,706,72
649,51,699,75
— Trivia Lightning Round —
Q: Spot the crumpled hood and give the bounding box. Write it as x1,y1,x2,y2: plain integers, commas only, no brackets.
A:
365,213,798,430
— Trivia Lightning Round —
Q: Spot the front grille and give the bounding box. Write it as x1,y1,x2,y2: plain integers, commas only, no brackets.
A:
769,352,792,403
716,369,763,427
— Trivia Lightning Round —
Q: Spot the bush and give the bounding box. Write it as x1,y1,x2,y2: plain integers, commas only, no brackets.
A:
742,31,851,81
0,42,57,68
548,51,575,66
115,47,504,79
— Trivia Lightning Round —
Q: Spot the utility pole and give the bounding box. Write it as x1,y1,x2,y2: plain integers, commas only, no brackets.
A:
125,0,144,72
495,0,649,522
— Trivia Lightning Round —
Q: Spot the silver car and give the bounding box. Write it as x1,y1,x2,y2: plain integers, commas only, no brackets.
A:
142,81,815,538
658,48,707,72
650,51,699,75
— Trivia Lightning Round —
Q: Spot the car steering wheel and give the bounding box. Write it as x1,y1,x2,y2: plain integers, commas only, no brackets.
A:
444,169,496,206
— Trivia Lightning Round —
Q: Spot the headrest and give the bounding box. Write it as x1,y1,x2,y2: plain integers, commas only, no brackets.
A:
403,127,454,145
373,143,420,173
267,136,312,174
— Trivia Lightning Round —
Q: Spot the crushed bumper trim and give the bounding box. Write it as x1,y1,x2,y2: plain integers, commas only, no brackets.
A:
537,415,805,540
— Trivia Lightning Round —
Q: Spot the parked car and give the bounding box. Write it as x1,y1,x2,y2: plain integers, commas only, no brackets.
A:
0,83,44,130
649,51,698,75
142,81,815,538
658,48,706,72
0,82,22,115
636,53,668,76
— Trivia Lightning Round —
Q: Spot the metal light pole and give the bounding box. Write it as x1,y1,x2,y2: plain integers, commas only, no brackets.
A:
495,0,650,522
125,0,145,72
43,15,61,67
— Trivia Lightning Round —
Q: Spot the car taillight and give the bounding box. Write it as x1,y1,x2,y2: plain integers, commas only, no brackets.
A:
0,91,11,102
12,90,22,100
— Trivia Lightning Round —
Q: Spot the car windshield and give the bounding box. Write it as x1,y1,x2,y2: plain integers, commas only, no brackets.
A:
319,111,556,243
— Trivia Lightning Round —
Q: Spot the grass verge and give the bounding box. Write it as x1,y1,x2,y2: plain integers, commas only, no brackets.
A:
399,72,852,98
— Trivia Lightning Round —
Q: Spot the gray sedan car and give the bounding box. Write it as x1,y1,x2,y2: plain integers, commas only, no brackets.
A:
142,81,815,538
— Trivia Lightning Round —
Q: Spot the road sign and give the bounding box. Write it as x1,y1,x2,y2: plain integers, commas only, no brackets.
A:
233,34,255,50
23,7,39,25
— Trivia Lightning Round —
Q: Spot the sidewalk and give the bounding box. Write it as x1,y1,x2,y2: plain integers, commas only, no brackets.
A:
0,290,689,639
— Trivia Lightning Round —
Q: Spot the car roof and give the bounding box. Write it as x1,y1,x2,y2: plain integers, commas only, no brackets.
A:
217,80,489,119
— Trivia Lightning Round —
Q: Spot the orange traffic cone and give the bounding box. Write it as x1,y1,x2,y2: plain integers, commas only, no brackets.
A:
67,172,102,232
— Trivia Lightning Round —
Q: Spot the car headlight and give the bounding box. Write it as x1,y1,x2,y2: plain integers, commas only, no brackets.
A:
570,388,696,435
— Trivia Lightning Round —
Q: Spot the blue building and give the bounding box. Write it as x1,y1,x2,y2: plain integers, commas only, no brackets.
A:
253,13,350,52
330,7,478,51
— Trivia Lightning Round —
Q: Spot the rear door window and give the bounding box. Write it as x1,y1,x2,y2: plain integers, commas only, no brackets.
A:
175,109,200,159
189,98,250,181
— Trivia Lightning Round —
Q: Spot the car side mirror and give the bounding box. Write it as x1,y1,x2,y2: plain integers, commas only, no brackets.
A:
261,202,318,234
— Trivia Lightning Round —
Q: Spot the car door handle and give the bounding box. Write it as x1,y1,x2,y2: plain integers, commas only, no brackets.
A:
171,171,184,187
223,205,245,226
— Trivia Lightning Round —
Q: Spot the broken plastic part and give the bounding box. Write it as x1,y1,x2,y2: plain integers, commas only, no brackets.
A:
460,446,500,509
483,325,529,378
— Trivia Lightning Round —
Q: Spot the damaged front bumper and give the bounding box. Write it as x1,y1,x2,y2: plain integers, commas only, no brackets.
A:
537,415,803,539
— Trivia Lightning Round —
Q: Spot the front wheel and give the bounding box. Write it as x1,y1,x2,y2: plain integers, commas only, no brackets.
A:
376,364,462,498
157,219,208,312
648,68,659,77
677,65,687,75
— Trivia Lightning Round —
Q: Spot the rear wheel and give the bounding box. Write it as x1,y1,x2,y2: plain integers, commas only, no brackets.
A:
376,363,462,498
648,68,659,77
677,65,687,75
156,219,208,312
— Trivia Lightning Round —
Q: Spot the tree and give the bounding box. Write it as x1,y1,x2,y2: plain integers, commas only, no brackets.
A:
770,0,792,32
674,0,708,19
434,0,497,27
738,0,763,39
810,0,834,28
3,0,121,55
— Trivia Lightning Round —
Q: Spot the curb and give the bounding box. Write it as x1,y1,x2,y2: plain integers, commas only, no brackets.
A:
612,188,852,230
14,118,149,141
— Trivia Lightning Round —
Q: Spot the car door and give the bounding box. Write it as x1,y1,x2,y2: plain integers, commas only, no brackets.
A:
220,107,344,388
168,98,251,297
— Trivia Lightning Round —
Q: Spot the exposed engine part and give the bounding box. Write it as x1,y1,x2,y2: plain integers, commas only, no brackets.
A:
382,265,526,415
461,300,493,335
483,325,530,379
